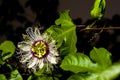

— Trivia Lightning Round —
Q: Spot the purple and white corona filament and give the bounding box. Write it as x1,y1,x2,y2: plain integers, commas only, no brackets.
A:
17,27,59,71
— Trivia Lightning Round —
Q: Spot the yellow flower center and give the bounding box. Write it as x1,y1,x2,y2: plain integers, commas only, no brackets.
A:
31,41,48,58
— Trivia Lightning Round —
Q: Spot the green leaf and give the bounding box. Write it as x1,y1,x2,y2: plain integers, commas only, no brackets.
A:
46,25,63,48
46,10,77,56
90,0,106,20
0,51,5,65
9,70,23,80
28,74,58,80
0,74,7,80
0,41,15,60
67,73,99,80
33,66,46,76
0,58,5,65
55,10,74,27
90,47,112,69
6,64,13,71
28,65,59,80
97,62,120,80
27,75,32,80
68,62,120,80
34,76,53,80
60,53,99,73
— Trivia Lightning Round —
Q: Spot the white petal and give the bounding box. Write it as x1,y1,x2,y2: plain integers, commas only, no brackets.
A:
28,58,37,68
35,27,40,35
20,53,32,63
42,33,48,41
49,48,59,56
34,27,42,39
49,40,56,47
18,41,29,45
38,59,44,69
35,36,43,40
18,42,31,51
26,27,35,40
22,46,30,51
53,51,59,56
47,54,57,64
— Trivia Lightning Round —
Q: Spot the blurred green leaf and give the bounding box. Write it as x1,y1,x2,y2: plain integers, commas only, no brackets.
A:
60,53,99,73
34,76,53,80
67,73,99,80
28,65,59,80
0,58,5,65
33,66,46,76
6,64,13,71
90,47,112,69
0,74,7,80
28,74,59,80
90,0,106,20
68,62,120,80
27,75,33,80
97,62,120,80
0,41,15,61
46,10,77,56
9,69,23,80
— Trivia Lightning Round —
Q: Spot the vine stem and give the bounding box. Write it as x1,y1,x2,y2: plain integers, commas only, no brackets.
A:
76,25,120,31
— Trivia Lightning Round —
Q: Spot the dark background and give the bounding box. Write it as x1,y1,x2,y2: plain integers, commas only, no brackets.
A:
59,0,120,22
0,0,120,79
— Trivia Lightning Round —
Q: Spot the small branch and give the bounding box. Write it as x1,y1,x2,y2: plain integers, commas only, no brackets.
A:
76,25,120,31
82,27,120,31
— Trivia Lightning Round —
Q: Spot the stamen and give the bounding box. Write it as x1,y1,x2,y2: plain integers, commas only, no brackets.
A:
31,40,48,58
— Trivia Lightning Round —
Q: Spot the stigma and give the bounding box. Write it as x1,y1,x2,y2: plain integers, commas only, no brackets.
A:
31,40,49,58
